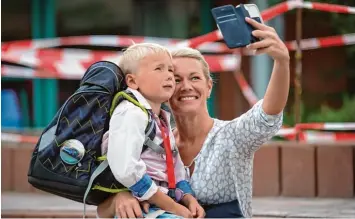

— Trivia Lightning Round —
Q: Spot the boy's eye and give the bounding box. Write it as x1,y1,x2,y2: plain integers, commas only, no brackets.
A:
168,69,174,73
155,67,162,71
175,79,181,84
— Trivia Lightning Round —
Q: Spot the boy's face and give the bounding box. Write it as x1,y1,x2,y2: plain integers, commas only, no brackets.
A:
128,52,175,104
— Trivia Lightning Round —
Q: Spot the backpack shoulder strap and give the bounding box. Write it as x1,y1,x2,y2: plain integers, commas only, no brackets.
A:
110,90,166,155
110,90,148,117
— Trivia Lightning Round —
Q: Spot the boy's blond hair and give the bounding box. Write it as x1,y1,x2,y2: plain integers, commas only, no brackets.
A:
171,47,212,81
119,43,172,75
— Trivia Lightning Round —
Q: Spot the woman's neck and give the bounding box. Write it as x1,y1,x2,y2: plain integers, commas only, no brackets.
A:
174,110,214,144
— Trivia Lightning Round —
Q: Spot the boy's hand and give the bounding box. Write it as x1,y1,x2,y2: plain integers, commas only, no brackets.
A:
181,194,205,218
140,201,150,214
170,203,193,218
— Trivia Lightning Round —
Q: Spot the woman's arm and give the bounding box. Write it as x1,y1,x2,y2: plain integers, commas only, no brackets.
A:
226,100,283,156
246,17,290,115
223,18,288,156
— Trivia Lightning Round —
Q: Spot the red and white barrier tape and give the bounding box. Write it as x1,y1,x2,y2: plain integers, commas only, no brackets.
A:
176,0,355,49
233,32,355,106
299,131,355,143
288,0,355,14
276,128,298,137
285,33,355,51
233,71,259,106
1,133,38,144
1,35,230,56
1,1,354,55
3,31,354,81
296,123,355,131
1,50,241,79
3,129,355,144
275,123,355,141
3,122,355,143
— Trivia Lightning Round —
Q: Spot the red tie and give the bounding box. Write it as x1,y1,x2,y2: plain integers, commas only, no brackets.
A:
156,115,176,190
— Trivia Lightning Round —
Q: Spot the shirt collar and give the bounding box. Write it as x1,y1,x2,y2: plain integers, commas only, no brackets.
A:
126,87,173,122
126,87,152,110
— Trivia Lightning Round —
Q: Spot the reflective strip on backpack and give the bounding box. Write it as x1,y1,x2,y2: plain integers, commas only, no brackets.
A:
92,185,128,193
83,159,109,217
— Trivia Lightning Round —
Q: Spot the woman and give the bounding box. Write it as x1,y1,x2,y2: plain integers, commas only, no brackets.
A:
97,17,289,218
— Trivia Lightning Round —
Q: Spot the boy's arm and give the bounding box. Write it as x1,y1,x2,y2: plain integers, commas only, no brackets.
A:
108,103,183,213
174,151,195,202
108,103,158,201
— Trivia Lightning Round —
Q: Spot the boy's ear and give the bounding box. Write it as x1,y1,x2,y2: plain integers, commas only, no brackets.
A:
125,74,139,89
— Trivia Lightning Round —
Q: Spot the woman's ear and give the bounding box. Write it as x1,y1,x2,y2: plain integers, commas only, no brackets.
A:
207,78,213,98
125,74,139,89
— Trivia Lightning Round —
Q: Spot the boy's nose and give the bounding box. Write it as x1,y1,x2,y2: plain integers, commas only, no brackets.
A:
166,74,173,81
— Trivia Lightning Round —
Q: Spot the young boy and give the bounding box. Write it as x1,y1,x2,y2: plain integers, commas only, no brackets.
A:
101,43,204,218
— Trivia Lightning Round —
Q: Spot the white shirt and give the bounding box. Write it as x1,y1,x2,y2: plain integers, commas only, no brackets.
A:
186,100,283,218
102,88,188,201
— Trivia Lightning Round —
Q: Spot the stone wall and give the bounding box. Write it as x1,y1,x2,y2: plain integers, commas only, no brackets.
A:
2,141,354,197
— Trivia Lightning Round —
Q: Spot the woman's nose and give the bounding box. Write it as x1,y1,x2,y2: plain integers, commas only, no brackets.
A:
180,80,193,90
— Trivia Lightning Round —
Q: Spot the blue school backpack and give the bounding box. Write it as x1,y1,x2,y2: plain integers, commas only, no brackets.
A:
27,61,168,208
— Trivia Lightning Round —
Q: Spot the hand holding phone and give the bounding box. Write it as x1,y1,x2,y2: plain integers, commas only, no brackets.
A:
211,4,263,48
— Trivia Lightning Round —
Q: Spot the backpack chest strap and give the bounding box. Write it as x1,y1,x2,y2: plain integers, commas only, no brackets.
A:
144,110,178,156
144,137,178,156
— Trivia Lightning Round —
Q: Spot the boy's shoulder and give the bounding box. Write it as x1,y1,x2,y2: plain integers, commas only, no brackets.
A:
124,88,152,110
112,99,148,121
111,88,151,119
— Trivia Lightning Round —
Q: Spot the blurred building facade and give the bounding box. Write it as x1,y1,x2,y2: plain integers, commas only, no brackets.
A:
2,0,352,130
2,0,217,129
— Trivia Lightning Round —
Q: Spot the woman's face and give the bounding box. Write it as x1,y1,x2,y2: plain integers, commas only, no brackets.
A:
170,57,212,115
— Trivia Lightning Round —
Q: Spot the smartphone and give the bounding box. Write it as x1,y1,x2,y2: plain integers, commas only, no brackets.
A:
241,4,263,44
243,4,263,23
211,4,263,48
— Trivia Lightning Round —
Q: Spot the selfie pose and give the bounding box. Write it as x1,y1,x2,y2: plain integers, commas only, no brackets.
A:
98,9,290,218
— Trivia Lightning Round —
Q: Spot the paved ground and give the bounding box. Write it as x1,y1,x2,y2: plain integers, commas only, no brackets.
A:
2,192,355,218
252,197,355,218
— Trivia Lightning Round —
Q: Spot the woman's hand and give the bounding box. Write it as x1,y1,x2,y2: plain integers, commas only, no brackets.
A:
97,191,143,218
245,17,290,63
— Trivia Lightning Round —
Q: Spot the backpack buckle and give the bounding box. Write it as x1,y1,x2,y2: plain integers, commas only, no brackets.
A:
168,188,176,200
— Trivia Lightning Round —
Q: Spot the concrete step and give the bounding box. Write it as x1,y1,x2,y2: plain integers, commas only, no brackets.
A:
2,192,355,218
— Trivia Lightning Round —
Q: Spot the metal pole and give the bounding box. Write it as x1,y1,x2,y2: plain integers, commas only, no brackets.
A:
32,0,43,128
294,8,303,140
201,0,216,117
43,0,58,126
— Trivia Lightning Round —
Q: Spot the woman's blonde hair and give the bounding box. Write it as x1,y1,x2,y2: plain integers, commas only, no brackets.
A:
119,43,172,75
171,47,212,81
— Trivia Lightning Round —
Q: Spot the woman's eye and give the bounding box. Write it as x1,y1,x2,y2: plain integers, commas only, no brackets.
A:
175,79,181,84
191,76,200,80
168,69,174,72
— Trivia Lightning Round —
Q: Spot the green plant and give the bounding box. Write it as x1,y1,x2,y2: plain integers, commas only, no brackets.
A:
283,95,355,125
306,95,355,122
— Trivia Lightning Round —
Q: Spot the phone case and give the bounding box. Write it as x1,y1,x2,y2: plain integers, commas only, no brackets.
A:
211,4,261,48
